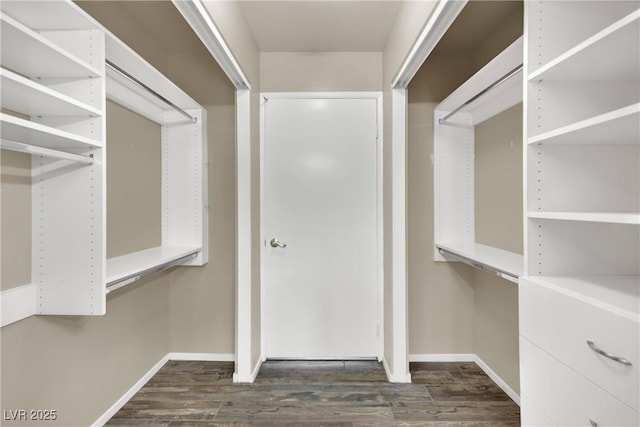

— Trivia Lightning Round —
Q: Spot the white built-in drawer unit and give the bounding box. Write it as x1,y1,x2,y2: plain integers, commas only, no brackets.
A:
521,336,640,427
520,396,554,427
520,277,640,412
522,1,640,424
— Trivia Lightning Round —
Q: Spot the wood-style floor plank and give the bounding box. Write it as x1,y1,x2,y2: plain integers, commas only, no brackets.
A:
107,360,520,426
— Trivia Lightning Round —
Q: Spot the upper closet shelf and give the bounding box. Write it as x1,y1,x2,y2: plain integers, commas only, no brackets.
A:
437,36,523,126
529,10,640,82
436,242,523,283
0,13,101,79
528,211,640,225
1,0,99,31
528,103,640,145
0,68,102,117
105,33,201,126
0,113,102,151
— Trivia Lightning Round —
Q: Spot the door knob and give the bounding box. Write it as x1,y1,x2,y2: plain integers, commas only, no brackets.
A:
270,238,287,248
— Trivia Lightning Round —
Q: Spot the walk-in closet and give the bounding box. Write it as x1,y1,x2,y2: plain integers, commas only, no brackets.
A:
1,0,638,425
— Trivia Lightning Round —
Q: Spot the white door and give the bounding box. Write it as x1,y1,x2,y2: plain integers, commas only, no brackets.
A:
264,96,379,359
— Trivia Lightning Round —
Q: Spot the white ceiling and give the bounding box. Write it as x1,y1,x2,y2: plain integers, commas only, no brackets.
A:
239,1,403,52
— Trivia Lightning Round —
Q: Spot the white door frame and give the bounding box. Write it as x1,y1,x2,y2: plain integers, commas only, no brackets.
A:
260,92,384,361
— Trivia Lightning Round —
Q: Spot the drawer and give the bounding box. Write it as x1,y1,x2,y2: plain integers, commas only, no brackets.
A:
520,277,639,411
520,336,640,427
521,396,556,427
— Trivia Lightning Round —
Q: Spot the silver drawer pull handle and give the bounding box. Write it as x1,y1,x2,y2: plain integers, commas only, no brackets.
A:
587,340,632,366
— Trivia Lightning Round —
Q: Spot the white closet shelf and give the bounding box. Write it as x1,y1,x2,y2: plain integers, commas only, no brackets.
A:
105,33,200,125
106,245,201,289
437,36,523,126
528,103,640,145
1,0,98,31
0,113,102,151
106,68,194,126
528,211,640,225
436,242,523,283
529,10,640,82
527,275,640,317
0,68,102,118
0,13,101,79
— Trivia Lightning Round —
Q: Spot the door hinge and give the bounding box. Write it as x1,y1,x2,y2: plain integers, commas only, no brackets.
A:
376,322,380,337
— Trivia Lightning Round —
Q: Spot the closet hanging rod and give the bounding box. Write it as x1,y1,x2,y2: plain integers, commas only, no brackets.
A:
439,64,523,125
106,251,199,293
438,248,518,283
0,139,94,165
105,59,198,124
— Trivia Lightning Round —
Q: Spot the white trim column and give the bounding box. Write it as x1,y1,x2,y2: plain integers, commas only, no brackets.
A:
390,88,411,383
234,89,253,383
172,0,255,382
386,0,467,383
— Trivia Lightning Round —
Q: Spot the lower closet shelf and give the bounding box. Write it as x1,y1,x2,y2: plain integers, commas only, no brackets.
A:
106,246,201,292
526,275,640,316
0,113,102,151
436,241,523,283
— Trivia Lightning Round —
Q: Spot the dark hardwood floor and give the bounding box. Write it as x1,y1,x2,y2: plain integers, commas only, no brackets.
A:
106,360,520,426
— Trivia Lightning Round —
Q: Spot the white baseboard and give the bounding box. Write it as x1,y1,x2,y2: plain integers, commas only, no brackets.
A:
1,283,36,327
473,355,520,406
250,353,264,382
93,352,236,426
92,354,169,427
382,357,393,381
381,357,412,383
167,352,235,362
408,353,520,406
234,353,264,383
